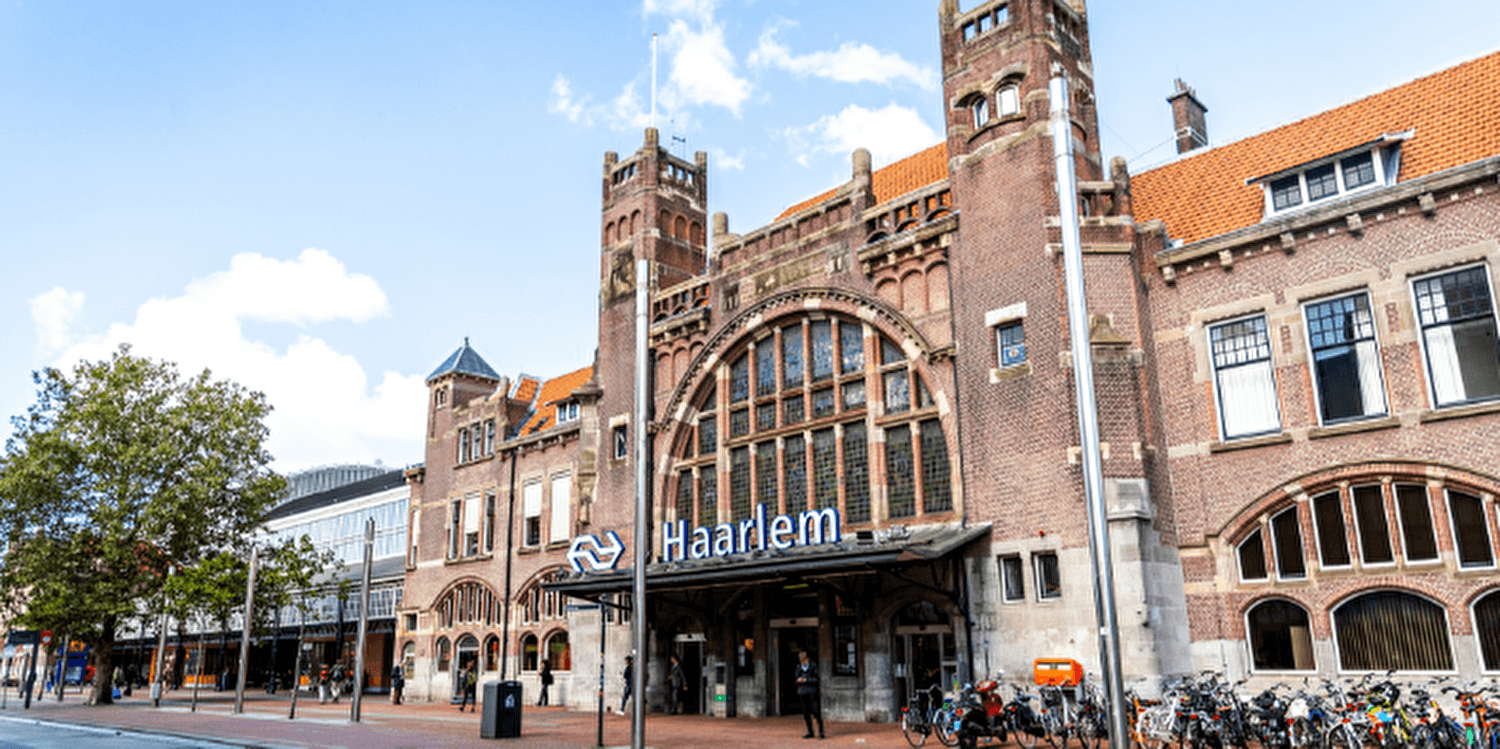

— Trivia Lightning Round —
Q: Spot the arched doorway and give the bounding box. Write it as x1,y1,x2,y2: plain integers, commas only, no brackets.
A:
452,634,479,700
892,600,956,711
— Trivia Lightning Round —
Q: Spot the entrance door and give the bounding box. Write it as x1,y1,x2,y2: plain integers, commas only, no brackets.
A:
892,601,957,712
673,640,704,715
777,627,818,716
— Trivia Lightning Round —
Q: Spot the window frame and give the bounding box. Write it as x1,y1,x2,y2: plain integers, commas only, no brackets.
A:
1245,598,1317,673
1447,489,1496,570
523,480,543,548
1208,313,1282,440
1033,551,1061,601
1270,506,1306,580
1238,527,1268,582
1261,147,1394,219
1410,264,1500,408
1000,555,1025,602
1303,291,1388,425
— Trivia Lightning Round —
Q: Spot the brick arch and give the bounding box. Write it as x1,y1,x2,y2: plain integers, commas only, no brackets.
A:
658,287,943,427
1217,459,1500,545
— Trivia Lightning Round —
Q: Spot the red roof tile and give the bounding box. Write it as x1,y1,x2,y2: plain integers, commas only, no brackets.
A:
776,143,950,221
514,366,594,436
1133,49,1500,245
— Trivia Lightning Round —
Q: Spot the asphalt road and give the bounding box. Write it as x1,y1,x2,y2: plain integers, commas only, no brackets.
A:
0,716,255,749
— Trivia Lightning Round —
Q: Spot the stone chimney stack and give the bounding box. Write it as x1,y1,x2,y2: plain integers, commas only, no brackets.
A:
1167,78,1208,154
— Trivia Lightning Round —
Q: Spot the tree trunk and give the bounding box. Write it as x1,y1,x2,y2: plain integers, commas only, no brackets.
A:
92,614,116,705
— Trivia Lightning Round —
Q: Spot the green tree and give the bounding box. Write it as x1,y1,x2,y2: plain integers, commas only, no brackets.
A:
0,345,286,705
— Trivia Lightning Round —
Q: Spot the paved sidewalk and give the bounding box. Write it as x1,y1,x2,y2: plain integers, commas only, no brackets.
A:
0,688,922,748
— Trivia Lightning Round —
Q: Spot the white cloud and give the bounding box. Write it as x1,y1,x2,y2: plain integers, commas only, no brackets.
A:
661,19,752,116
643,0,718,23
30,287,85,352
749,26,937,90
713,147,746,171
41,249,425,472
782,104,941,168
548,75,593,125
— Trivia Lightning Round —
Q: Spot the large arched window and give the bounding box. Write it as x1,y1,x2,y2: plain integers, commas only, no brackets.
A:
521,633,540,672
455,634,480,672
1473,590,1500,671
546,631,571,671
436,636,452,672
1334,590,1453,671
437,581,497,629
672,314,952,528
483,634,500,672
1247,599,1314,671
519,569,568,626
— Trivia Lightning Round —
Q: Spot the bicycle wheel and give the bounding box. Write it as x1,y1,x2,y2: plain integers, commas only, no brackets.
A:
1045,708,1072,749
1013,711,1041,749
933,706,958,748
903,711,931,748
1078,706,1106,749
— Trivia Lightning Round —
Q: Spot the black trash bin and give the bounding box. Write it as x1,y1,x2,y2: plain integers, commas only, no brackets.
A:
481,680,523,739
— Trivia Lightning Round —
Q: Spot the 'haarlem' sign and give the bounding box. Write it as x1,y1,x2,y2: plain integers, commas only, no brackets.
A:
566,504,843,574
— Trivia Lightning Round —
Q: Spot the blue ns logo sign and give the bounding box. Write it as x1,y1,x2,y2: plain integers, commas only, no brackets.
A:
566,530,625,573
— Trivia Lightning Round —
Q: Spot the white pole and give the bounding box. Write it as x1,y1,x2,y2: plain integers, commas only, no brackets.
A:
631,258,650,749
650,34,658,131
234,546,258,714
1050,74,1128,746
351,518,374,722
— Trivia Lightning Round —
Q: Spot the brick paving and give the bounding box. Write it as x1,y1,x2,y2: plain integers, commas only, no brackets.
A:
0,688,925,749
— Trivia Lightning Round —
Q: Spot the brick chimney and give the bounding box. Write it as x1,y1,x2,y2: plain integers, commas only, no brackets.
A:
1167,78,1208,154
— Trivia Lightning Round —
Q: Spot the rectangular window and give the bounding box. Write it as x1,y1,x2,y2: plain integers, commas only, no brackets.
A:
523,481,543,547
1238,529,1268,581
1034,552,1061,600
843,423,870,523
485,420,496,455
448,499,461,559
884,370,911,414
483,490,496,554
675,470,694,523
755,441,778,512
885,424,915,519
1305,163,1338,201
729,408,750,437
1448,490,1494,568
1395,484,1439,562
811,388,836,418
1270,175,1302,211
1352,484,1394,564
811,320,834,382
1305,293,1387,423
782,325,804,389
783,395,804,426
841,380,866,410
459,429,471,463
1270,507,1305,579
1312,490,1351,567
698,415,717,456
1412,266,1500,406
812,428,838,509
919,419,952,513
1342,152,1376,190
755,339,777,397
783,434,807,512
729,446,751,522
463,493,481,556
698,469,718,526
613,424,629,460
840,322,864,374
408,509,420,566
1210,316,1280,438
997,84,1020,118
756,402,777,431
730,354,750,403
550,474,572,544
1000,556,1025,602
997,321,1026,367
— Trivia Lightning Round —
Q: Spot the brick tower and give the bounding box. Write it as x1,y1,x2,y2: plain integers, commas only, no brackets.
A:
592,129,709,532
938,0,1187,678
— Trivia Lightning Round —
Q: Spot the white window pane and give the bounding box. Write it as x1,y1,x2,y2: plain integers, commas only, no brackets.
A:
550,475,572,543
524,482,542,517
1219,360,1280,438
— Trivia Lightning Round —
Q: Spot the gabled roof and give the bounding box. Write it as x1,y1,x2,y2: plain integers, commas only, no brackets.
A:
1133,49,1500,246
776,142,950,221
514,366,596,437
427,338,501,382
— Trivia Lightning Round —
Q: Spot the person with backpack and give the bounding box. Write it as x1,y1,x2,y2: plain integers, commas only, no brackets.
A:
457,664,477,712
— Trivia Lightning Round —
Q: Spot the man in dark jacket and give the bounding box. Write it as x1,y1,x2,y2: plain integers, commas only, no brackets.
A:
795,650,825,739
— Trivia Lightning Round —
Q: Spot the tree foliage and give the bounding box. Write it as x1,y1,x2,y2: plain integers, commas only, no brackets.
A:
0,345,287,704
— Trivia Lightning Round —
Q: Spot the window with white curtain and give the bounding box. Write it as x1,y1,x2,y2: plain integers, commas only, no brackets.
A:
1304,292,1387,423
550,473,572,543
1412,265,1500,407
1210,315,1281,438
523,480,543,547
463,492,481,556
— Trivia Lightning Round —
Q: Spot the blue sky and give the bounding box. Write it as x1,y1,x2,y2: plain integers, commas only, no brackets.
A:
3,0,1496,472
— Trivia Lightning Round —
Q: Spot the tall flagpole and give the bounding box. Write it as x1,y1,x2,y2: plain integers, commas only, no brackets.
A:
650,34,658,131
631,258,649,748
1051,74,1128,747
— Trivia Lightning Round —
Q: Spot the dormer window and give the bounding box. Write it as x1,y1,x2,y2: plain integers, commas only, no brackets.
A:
996,83,1020,118
1255,138,1404,219
556,399,580,424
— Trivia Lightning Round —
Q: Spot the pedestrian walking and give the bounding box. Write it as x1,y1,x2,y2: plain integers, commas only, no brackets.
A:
457,664,476,712
317,665,330,704
616,655,633,715
329,663,344,704
390,663,404,705
668,654,686,715
538,659,553,706
795,650,825,740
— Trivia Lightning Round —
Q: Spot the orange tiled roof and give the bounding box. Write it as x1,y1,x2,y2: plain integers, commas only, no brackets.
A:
514,366,595,436
1134,49,1500,246
776,142,950,221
